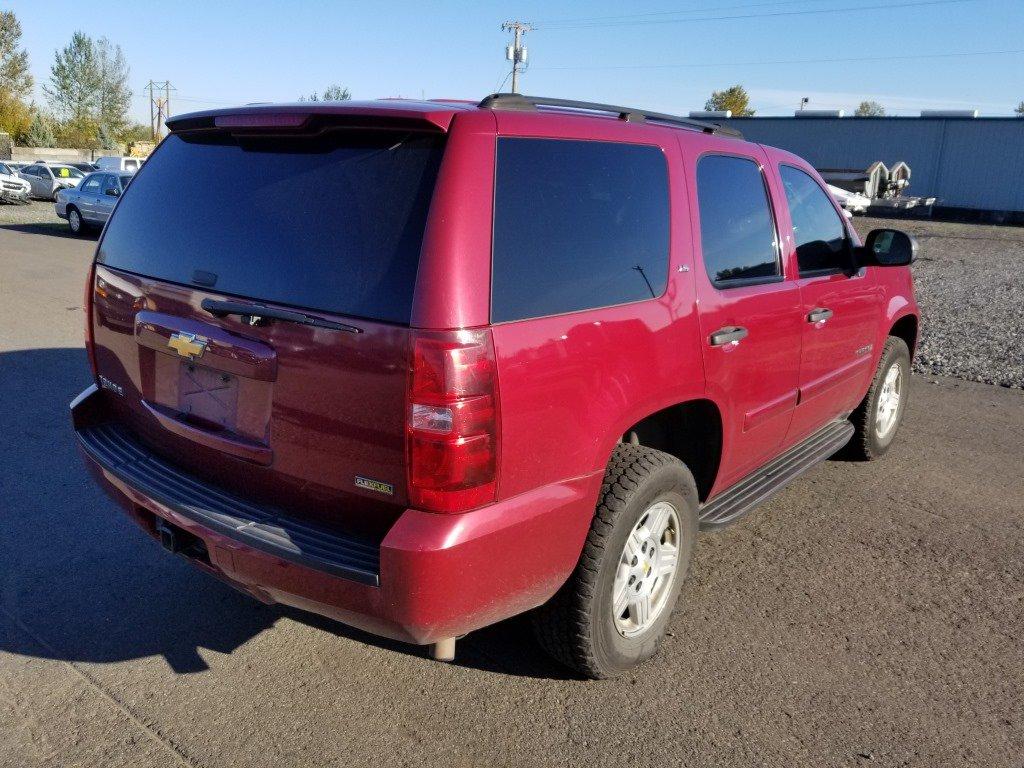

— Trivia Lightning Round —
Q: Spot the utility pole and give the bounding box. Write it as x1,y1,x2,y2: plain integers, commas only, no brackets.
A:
147,80,155,139
164,80,174,124
145,81,176,139
501,21,532,94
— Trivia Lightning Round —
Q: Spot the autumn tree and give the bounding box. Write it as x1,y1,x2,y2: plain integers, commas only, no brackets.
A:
704,85,754,116
855,100,885,117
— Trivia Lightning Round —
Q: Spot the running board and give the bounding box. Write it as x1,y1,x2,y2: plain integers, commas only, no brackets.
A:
698,420,855,531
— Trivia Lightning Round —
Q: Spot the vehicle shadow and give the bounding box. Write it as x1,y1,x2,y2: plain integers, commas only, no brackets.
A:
0,221,98,239
0,347,576,680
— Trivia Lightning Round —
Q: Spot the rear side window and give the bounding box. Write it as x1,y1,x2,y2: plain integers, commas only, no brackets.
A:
98,131,444,324
491,138,670,323
696,154,779,286
779,165,849,275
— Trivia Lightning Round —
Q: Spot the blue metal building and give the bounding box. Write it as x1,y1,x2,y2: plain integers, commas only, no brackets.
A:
719,116,1024,216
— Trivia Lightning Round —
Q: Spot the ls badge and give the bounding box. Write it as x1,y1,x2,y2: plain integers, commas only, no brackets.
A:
168,331,208,360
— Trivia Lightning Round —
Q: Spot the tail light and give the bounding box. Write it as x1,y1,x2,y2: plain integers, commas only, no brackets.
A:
84,262,98,379
407,329,500,513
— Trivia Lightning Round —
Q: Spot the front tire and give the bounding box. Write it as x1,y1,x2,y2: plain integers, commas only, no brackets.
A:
532,444,698,679
845,336,911,460
67,207,84,235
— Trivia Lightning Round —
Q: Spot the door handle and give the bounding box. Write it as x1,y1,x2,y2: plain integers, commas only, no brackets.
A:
807,308,834,323
709,326,748,346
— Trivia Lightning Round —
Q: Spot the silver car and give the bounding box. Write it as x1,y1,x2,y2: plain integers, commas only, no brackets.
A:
55,171,133,234
18,162,85,200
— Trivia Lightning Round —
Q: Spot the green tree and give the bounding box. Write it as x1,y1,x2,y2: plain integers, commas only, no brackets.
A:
96,37,132,138
322,84,351,101
299,84,352,102
43,31,102,145
0,10,33,139
0,10,32,98
704,85,754,116
855,100,885,117
1016,101,1024,116
96,123,118,150
121,122,151,142
24,111,56,147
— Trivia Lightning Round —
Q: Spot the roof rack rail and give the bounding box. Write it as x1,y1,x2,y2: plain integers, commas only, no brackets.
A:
478,93,742,138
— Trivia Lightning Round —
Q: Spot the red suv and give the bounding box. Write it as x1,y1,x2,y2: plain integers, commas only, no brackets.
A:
72,94,919,678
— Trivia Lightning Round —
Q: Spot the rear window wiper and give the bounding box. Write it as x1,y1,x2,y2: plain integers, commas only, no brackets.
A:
200,298,362,334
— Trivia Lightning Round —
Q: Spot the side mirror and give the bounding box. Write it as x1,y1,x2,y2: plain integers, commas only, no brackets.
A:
857,228,917,267
105,187,120,197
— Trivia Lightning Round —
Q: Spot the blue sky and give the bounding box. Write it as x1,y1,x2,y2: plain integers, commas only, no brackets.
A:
8,0,1023,121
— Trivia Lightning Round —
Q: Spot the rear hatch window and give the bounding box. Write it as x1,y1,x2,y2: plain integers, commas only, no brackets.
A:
97,130,445,324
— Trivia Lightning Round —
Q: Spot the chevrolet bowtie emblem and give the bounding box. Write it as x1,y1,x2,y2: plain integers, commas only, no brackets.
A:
168,332,208,360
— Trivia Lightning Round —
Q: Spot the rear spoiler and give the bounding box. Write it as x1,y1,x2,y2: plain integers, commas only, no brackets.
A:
166,102,460,134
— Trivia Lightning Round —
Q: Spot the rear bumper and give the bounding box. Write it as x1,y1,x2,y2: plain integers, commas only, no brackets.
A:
71,385,598,645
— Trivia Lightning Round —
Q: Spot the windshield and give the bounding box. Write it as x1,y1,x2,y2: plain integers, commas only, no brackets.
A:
97,130,445,323
53,166,85,179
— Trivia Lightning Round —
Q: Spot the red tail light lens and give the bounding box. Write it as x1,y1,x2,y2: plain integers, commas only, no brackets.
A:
408,329,499,513
84,262,98,379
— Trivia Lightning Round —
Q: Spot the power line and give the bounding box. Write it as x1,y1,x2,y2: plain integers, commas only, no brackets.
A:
535,0,980,29
538,0,847,25
531,47,1024,72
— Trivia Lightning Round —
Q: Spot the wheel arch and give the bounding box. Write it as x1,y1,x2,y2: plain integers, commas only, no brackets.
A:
889,313,919,359
615,398,723,502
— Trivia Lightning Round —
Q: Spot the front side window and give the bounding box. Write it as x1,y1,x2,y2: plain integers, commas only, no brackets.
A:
81,175,102,193
696,155,780,286
491,138,670,323
780,165,849,274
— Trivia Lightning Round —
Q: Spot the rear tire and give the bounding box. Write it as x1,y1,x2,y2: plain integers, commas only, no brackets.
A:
531,444,698,679
844,336,911,460
67,207,84,235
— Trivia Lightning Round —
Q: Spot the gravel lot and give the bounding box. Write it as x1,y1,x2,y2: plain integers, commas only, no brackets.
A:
851,217,1024,389
6,200,1022,389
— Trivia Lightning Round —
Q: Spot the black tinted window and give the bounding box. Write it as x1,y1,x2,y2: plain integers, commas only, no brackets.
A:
492,138,670,323
780,165,849,274
98,131,444,323
696,155,779,285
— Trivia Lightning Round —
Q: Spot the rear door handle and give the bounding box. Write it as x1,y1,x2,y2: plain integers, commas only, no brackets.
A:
807,308,834,323
709,326,748,346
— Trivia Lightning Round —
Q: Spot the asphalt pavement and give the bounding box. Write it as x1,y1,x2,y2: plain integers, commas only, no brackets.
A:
1,218,1021,768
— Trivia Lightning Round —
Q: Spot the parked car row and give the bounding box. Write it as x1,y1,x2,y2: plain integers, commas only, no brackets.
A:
0,157,144,203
